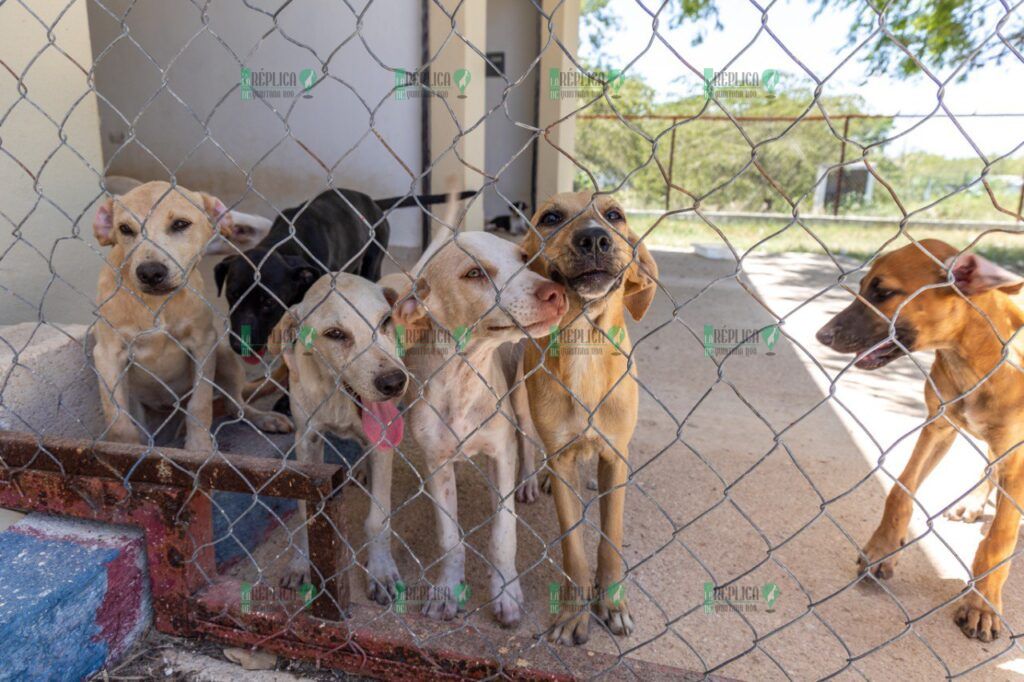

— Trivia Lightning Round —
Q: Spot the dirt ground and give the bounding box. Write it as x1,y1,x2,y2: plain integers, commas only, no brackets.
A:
193,248,1024,679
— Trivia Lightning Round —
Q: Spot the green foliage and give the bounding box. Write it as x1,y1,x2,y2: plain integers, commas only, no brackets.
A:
574,71,894,212
828,0,1020,77
581,0,1022,78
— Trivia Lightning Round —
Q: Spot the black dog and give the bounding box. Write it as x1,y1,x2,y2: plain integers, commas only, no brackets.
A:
215,187,472,359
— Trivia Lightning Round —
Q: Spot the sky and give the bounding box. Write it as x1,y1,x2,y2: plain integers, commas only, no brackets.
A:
579,0,1024,160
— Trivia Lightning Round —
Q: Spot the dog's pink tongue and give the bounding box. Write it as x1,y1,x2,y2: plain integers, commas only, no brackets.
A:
361,401,404,449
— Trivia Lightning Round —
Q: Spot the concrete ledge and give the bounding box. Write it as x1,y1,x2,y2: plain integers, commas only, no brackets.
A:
0,514,151,680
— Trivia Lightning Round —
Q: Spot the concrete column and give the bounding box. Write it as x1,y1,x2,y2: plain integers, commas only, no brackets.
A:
428,0,487,234
536,0,580,203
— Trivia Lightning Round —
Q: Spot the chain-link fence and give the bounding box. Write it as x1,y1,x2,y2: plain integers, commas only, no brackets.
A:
2,0,1024,679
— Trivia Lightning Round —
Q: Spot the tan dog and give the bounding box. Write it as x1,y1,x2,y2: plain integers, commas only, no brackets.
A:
103,175,273,256
269,273,408,596
816,239,1024,642
393,227,567,628
92,181,292,450
520,191,658,645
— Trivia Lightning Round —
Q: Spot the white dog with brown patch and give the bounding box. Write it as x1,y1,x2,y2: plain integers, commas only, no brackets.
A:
391,223,567,628
92,181,292,450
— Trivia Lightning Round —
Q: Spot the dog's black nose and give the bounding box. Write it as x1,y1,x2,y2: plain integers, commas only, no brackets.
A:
136,261,169,287
816,326,835,347
573,227,612,255
373,370,407,398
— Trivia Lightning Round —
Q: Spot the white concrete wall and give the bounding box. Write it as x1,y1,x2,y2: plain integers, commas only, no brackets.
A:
484,0,540,220
86,0,424,247
0,0,105,326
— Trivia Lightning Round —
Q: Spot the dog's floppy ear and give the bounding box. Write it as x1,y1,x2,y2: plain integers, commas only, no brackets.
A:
623,234,659,320
214,258,232,296
946,253,1024,296
382,285,400,308
392,277,431,330
199,192,235,237
93,198,116,246
292,265,320,288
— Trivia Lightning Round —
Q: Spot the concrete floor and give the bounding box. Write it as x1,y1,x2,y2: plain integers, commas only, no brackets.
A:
220,247,1024,680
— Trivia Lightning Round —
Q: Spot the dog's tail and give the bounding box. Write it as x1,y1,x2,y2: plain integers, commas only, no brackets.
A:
375,190,477,211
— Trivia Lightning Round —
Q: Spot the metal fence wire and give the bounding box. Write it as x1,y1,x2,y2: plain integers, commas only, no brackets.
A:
2,0,1024,679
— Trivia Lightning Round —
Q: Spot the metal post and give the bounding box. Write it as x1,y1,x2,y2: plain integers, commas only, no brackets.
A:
665,119,678,210
833,116,850,216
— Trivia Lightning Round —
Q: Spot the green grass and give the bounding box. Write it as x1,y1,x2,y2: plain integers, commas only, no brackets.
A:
634,215,1024,270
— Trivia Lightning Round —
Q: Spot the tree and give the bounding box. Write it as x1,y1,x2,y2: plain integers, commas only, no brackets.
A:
574,71,894,212
582,0,1023,78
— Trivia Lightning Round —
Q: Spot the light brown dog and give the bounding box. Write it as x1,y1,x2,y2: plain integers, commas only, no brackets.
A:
520,191,658,645
816,238,1024,642
93,181,292,450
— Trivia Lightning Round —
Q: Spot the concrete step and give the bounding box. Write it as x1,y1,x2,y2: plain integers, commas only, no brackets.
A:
0,514,151,681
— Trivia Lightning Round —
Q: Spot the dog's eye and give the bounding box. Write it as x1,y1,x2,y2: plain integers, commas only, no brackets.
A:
170,219,191,232
539,211,561,226
867,277,898,303
118,224,134,237
605,209,624,222
380,314,392,331
324,328,348,341
874,288,895,302
520,251,529,263
464,268,484,279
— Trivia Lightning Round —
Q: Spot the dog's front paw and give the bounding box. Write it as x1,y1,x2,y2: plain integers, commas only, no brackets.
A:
251,409,294,434
857,532,905,580
955,593,1002,642
594,592,634,637
548,610,590,646
516,475,540,504
280,558,310,591
490,575,523,628
540,469,553,495
421,581,466,621
945,486,990,523
366,552,401,606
